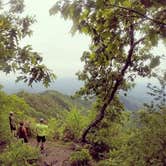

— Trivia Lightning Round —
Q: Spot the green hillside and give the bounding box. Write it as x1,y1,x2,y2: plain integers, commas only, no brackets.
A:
16,90,91,119
16,90,143,119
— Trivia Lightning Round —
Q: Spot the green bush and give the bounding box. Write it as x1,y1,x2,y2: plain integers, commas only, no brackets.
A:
47,118,62,140
109,109,166,165
96,160,111,166
62,108,89,141
86,110,128,161
0,141,39,166
89,141,110,161
69,149,91,166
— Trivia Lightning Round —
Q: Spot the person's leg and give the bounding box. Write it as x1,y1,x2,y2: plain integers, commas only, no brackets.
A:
21,138,24,143
13,129,17,137
11,129,14,136
36,136,40,147
41,136,46,150
10,126,16,137
41,142,44,150
24,137,28,143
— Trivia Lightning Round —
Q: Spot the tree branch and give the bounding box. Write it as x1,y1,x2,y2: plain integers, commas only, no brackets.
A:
133,37,145,47
109,4,166,26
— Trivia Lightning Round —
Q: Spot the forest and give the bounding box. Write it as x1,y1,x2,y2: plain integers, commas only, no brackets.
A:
0,0,166,166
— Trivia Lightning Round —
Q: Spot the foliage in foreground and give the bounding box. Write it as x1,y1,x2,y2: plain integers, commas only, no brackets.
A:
1,79,166,166
108,108,166,166
69,149,91,166
0,141,39,166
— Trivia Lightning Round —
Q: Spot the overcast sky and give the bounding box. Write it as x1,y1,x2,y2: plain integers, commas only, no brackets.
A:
1,0,165,82
21,0,90,78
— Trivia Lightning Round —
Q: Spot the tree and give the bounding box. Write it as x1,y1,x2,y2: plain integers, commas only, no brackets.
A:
50,0,166,143
0,0,55,87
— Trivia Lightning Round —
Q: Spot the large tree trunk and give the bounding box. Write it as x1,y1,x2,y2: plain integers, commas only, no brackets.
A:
81,24,144,143
81,78,122,143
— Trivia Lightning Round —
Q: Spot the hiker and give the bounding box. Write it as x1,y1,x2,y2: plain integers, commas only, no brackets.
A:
9,112,17,137
36,118,48,150
17,121,28,143
24,121,31,137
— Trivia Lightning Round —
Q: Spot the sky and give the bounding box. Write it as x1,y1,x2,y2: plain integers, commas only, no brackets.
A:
0,0,166,84
21,0,90,78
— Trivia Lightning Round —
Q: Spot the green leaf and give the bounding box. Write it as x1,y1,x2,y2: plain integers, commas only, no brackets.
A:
123,0,132,7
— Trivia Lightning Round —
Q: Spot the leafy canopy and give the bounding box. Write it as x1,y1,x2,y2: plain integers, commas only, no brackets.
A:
0,0,55,87
50,0,165,99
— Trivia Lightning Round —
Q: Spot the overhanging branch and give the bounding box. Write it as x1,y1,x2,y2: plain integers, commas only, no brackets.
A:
134,37,145,47
109,4,166,26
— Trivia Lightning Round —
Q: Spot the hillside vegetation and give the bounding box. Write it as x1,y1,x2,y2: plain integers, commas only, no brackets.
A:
16,90,142,118
1,87,166,165
16,90,91,119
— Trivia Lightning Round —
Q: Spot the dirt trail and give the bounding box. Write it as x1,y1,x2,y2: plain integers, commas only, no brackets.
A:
29,139,74,166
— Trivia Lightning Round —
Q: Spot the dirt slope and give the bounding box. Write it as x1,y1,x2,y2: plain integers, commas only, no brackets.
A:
30,139,74,166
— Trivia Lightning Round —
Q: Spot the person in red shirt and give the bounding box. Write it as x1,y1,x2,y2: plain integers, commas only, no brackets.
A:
17,121,28,143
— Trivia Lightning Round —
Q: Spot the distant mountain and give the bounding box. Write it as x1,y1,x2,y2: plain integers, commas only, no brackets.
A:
120,95,142,111
1,77,156,111
120,80,154,110
0,77,83,95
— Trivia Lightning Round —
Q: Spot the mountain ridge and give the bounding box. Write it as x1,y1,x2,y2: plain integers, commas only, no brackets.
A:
1,77,154,111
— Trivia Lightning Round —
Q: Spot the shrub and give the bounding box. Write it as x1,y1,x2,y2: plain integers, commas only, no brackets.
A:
96,160,111,166
109,109,166,165
62,108,89,141
69,149,91,166
47,118,61,140
0,141,39,166
89,141,110,161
